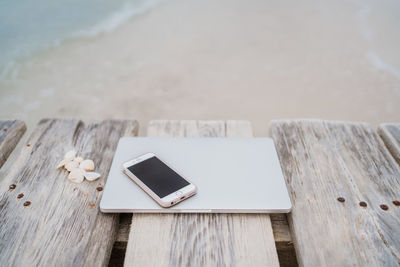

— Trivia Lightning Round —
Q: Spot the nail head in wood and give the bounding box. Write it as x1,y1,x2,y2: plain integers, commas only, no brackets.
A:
380,204,389,211
17,193,24,199
23,201,31,207
359,201,367,207
9,184,16,190
393,200,400,206
337,197,345,203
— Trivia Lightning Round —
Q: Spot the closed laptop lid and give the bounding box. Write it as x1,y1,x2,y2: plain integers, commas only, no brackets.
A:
100,137,292,213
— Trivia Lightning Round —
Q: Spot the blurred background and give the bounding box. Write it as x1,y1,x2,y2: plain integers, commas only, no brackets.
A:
1,0,399,136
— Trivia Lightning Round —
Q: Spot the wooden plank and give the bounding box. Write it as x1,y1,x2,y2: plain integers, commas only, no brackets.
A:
0,119,138,266
0,120,26,168
378,123,400,165
269,120,400,267
114,214,297,267
124,120,280,267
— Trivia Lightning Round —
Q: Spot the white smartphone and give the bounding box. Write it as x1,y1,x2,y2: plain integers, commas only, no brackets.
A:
122,153,197,208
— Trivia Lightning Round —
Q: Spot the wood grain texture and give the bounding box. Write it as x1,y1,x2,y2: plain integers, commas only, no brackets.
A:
269,120,400,267
0,120,26,168
124,120,280,267
378,123,400,165
0,119,138,266
114,214,297,267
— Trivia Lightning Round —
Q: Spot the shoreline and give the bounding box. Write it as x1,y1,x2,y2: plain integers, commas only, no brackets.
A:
0,0,165,82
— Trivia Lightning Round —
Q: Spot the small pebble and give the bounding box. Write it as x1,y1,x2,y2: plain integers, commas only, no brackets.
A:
57,158,70,169
65,161,79,172
68,169,85,183
85,172,101,181
64,150,76,161
74,157,84,163
80,159,95,172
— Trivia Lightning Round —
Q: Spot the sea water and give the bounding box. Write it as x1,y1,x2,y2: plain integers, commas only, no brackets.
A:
0,0,162,81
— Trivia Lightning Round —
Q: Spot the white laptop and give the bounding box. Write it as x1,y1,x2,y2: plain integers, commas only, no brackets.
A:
100,137,292,213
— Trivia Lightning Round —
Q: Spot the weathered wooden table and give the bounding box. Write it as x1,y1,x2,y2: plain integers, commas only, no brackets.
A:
0,119,399,266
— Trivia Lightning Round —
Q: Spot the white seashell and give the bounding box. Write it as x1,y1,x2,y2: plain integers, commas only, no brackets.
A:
74,156,84,163
80,159,95,171
84,172,101,181
64,150,77,161
65,161,79,172
57,158,70,169
68,168,84,183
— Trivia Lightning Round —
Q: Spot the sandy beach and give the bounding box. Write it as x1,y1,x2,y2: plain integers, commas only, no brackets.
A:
1,0,399,136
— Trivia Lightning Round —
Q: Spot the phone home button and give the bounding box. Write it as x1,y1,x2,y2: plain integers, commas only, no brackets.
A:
176,191,183,196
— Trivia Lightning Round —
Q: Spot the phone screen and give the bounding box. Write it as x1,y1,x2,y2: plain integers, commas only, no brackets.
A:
127,156,190,198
